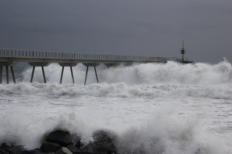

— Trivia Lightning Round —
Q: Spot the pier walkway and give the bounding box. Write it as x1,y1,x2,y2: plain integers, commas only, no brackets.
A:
0,48,168,84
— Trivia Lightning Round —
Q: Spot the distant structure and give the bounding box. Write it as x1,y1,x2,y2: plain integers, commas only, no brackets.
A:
181,40,185,62
179,41,193,64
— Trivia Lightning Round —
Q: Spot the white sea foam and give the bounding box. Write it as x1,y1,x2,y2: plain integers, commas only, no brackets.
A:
0,60,232,153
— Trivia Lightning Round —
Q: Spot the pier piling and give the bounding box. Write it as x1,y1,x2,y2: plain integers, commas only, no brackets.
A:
41,66,46,83
0,65,2,83
0,62,16,84
60,66,64,84
59,63,77,84
29,62,48,83
94,66,99,83
10,66,16,83
5,65,9,84
84,65,89,85
70,66,75,84
30,66,35,83
84,63,99,85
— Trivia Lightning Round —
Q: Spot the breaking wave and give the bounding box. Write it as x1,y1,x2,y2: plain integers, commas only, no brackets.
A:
0,110,229,154
19,60,232,85
0,60,232,153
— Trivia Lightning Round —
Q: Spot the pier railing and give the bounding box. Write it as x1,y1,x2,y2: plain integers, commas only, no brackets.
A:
0,48,167,62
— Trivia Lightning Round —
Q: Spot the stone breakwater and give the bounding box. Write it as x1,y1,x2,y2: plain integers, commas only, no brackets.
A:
0,129,117,154
0,127,212,154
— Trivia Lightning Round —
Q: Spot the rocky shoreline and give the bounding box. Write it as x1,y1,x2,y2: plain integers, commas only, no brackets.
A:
0,129,117,154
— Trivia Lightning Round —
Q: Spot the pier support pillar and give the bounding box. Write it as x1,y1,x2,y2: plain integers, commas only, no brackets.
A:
60,66,64,84
0,62,16,84
10,66,16,83
59,63,77,84
70,66,75,84
41,66,46,83
0,65,3,84
0,65,2,84
29,62,49,83
6,65,9,84
94,66,99,83
83,63,99,85
84,65,89,85
30,66,35,83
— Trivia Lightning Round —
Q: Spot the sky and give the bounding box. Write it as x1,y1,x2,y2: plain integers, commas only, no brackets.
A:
0,0,231,63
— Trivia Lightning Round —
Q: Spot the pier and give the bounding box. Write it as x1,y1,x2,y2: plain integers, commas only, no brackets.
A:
0,48,168,84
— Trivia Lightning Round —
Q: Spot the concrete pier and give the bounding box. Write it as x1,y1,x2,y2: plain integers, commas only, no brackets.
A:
0,48,186,84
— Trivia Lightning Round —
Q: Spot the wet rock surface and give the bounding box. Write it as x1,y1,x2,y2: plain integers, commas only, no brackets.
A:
0,129,117,154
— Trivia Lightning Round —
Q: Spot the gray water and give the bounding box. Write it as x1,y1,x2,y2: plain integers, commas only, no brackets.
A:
0,61,232,154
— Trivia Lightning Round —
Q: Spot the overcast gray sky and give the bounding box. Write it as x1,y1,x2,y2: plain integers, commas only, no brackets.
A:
0,0,231,63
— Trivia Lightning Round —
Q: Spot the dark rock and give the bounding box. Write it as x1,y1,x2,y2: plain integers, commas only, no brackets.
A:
75,152,96,154
45,130,73,146
85,130,117,154
72,135,83,149
0,143,25,154
40,141,61,153
0,143,9,154
55,147,73,154
66,145,81,153
0,149,8,154
19,149,45,154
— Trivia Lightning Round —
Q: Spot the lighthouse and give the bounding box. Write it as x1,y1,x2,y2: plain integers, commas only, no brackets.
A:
181,40,185,62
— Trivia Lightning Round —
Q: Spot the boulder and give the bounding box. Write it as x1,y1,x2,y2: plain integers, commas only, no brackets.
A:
0,149,8,154
84,130,117,154
40,141,61,153
45,130,72,146
0,143,25,154
66,145,81,153
55,147,73,154
72,135,83,149
19,149,45,154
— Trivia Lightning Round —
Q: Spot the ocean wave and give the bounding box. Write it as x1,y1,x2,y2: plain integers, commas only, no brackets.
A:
18,60,232,85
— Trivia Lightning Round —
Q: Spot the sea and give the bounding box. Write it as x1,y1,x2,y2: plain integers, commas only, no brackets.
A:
0,60,232,154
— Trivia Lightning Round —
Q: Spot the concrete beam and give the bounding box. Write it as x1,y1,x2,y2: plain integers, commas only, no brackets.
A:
59,62,77,67
83,63,99,67
29,62,49,66
104,63,119,68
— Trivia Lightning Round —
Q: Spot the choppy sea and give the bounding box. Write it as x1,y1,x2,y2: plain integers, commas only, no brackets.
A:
1,61,232,154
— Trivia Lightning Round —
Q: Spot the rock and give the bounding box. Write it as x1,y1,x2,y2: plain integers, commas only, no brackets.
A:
72,135,83,149
19,149,45,154
62,147,73,154
55,147,73,154
75,152,96,154
85,130,117,154
0,143,25,154
40,141,61,153
66,145,81,153
0,149,8,154
0,144,9,154
45,130,73,146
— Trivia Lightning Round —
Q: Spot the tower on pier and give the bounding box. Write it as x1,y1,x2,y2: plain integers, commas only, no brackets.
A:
181,40,185,62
